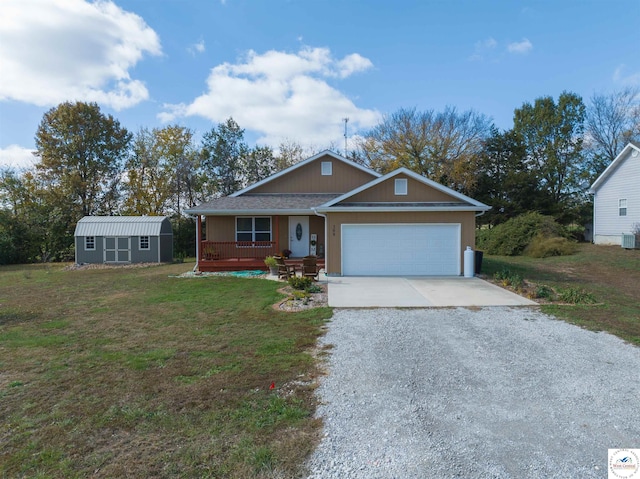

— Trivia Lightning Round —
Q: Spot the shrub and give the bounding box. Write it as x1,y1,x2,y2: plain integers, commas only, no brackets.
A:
288,276,313,290
479,212,571,256
524,235,578,258
534,284,555,300
557,287,597,304
493,268,523,290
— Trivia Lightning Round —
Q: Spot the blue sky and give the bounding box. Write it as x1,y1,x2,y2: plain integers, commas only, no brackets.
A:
1,0,639,168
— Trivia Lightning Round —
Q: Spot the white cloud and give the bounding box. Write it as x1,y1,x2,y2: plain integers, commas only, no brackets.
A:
0,0,161,110
507,38,533,54
188,39,206,56
469,37,497,61
613,64,640,86
0,145,36,169
160,47,379,148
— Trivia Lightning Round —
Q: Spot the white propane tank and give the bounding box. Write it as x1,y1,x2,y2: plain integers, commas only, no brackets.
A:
464,246,475,278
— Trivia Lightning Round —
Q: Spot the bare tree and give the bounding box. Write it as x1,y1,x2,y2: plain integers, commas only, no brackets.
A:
585,87,640,177
358,107,492,194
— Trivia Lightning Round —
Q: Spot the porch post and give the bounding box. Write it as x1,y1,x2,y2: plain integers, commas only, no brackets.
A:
275,215,280,254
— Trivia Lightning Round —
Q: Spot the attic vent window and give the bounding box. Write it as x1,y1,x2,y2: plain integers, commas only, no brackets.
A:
395,178,408,195
619,199,627,216
321,161,332,176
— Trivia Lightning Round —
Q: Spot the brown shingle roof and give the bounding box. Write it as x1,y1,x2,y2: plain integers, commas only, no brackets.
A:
186,194,340,214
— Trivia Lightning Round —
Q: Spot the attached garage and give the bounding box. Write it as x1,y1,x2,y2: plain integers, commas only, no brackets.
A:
341,223,460,276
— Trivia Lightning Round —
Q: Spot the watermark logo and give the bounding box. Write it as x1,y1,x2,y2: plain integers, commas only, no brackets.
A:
609,449,640,479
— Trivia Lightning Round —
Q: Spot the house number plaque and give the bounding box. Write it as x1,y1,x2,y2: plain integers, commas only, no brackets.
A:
296,223,302,240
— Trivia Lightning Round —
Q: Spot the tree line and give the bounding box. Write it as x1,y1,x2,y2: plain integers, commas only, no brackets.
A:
1,88,639,264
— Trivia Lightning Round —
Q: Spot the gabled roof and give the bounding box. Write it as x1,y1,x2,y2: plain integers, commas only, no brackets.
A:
590,141,640,193
229,149,380,197
74,216,170,237
316,167,491,212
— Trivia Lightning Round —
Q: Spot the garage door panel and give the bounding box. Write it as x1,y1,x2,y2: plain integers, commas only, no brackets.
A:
342,224,459,276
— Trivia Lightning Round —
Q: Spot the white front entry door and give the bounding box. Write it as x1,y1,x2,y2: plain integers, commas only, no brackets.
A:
289,216,309,257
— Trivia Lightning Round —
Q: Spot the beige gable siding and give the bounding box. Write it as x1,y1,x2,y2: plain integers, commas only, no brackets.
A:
249,154,376,194
342,174,463,203
325,211,476,275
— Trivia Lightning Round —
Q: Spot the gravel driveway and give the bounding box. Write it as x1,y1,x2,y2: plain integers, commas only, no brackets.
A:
306,307,640,478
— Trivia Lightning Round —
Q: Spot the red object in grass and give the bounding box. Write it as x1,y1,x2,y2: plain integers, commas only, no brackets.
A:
269,382,275,390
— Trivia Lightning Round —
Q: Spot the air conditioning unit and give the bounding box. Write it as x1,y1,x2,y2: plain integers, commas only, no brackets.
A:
621,234,636,249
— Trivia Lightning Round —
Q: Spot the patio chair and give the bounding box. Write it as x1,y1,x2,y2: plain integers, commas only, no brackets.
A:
274,255,296,280
302,255,320,281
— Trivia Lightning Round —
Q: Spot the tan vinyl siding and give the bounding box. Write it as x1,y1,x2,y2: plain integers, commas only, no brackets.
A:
325,211,475,275
250,155,376,194
205,216,236,241
343,174,462,203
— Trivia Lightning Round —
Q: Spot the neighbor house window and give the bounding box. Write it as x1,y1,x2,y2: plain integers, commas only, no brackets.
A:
321,161,333,175
85,236,95,250
236,217,272,242
139,236,150,250
619,199,627,216
395,178,408,195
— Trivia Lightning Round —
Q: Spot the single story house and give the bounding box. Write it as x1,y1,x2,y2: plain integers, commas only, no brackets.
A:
74,216,173,264
589,141,640,246
186,150,490,276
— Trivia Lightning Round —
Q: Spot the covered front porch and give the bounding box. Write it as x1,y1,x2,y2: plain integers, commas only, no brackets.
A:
195,215,325,272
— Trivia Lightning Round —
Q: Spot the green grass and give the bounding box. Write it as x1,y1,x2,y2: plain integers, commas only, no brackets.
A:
0,261,332,478
482,243,640,345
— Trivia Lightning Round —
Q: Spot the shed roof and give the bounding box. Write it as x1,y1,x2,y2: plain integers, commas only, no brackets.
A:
74,216,171,237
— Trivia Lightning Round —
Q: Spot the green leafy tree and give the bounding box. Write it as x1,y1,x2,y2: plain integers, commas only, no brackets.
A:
240,145,276,187
473,128,543,226
201,118,248,196
34,101,131,217
513,92,586,222
359,107,491,194
124,126,202,216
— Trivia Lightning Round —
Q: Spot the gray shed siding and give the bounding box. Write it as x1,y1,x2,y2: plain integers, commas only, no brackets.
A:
74,216,173,264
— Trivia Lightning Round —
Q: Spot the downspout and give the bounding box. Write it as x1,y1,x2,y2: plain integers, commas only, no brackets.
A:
194,215,201,272
312,208,328,276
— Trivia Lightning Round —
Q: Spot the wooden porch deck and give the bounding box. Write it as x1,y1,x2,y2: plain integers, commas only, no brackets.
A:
198,257,325,273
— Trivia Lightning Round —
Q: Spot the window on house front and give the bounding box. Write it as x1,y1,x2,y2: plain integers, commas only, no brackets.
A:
619,199,627,216
85,236,95,250
236,217,272,242
395,178,408,195
321,161,333,175
140,236,150,250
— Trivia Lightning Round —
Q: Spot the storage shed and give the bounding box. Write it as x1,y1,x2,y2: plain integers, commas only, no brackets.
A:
74,216,173,264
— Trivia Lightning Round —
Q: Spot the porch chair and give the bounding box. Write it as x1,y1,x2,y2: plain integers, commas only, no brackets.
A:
302,255,320,281
274,255,296,280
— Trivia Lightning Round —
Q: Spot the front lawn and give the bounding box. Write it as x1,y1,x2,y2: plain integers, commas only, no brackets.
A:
0,262,332,478
482,243,640,346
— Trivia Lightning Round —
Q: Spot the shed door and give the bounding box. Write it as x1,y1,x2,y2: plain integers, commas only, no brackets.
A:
104,237,131,263
341,224,460,276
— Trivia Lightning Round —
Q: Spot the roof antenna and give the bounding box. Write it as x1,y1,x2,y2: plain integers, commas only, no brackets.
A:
342,117,349,157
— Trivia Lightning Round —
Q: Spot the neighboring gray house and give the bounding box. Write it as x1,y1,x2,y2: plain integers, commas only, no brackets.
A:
74,216,173,264
589,141,640,245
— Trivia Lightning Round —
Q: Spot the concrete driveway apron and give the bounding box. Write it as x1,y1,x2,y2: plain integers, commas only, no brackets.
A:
327,276,537,308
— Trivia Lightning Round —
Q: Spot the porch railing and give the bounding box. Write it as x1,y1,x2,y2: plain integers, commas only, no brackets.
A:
200,241,279,261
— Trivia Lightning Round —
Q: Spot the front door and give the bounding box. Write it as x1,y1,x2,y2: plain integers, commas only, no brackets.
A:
104,237,131,263
288,216,309,257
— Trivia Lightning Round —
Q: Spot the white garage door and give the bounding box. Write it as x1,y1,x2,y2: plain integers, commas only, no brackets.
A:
342,224,460,276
